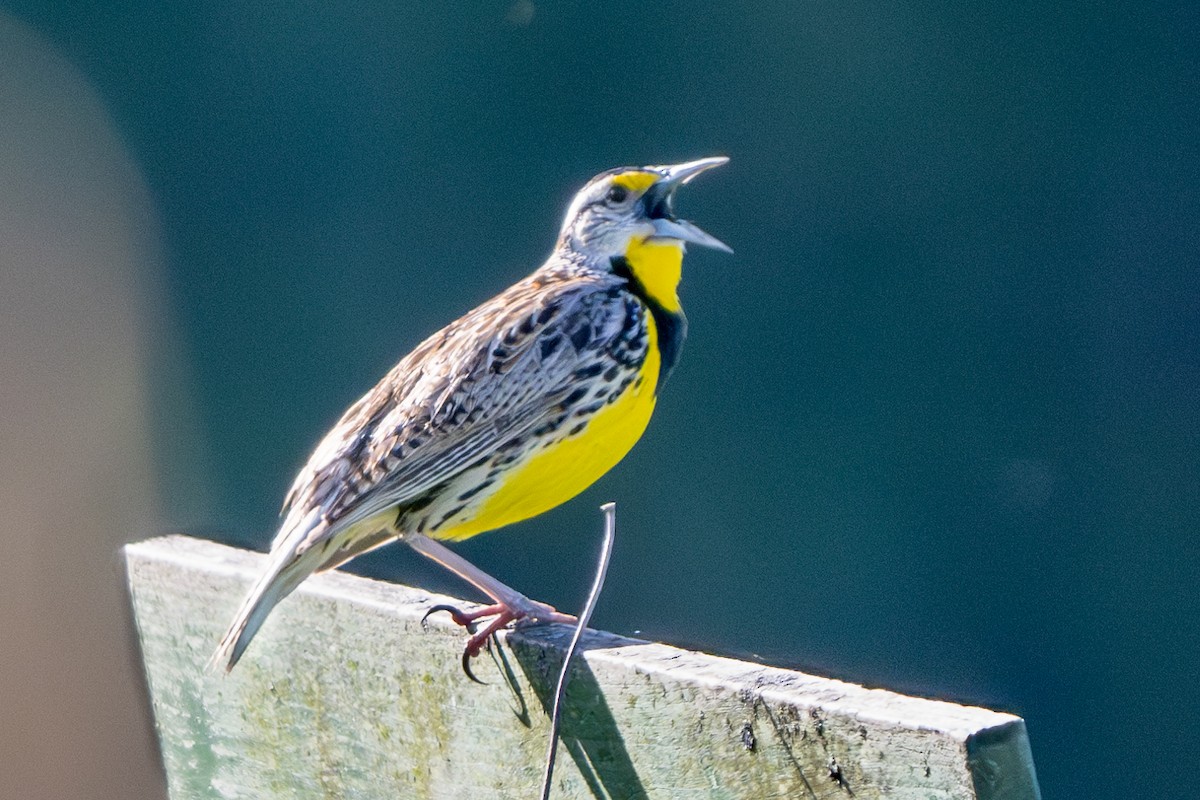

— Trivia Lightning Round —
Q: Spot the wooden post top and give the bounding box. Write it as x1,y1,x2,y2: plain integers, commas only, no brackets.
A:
126,535,1041,800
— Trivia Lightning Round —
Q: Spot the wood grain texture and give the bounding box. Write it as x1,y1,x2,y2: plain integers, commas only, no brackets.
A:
126,535,1041,800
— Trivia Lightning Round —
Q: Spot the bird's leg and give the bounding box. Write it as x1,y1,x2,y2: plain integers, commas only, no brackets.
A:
408,533,575,676
407,532,575,623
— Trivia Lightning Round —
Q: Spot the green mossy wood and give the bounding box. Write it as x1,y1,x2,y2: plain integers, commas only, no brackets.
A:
125,536,1040,800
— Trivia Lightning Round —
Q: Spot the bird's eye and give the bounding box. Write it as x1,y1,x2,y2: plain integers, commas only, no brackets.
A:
605,185,629,205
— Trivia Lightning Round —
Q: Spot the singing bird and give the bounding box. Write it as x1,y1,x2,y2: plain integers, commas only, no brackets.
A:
211,157,730,674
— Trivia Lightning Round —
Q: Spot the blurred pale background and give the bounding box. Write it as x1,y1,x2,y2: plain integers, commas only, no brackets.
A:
0,14,169,798
2,4,1197,800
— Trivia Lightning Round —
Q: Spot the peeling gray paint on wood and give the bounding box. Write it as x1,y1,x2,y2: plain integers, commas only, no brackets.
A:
125,535,1041,800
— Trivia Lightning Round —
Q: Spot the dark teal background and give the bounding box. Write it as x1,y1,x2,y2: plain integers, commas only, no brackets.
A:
12,3,1197,798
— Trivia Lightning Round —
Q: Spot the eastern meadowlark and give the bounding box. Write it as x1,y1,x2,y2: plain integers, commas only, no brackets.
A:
211,157,730,673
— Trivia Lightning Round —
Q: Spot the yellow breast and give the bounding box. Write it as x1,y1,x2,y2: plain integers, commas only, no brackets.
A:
435,319,661,541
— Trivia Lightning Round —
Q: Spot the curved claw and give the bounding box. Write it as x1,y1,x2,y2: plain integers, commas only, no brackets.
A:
461,646,487,684
422,603,478,633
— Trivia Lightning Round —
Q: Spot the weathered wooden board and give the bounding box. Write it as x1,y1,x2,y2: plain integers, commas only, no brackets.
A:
125,535,1040,800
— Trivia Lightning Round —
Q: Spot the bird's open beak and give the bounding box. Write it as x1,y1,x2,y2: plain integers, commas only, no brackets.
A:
644,156,732,253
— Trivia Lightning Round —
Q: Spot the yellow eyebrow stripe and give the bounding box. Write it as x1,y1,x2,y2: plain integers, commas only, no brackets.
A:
611,171,658,192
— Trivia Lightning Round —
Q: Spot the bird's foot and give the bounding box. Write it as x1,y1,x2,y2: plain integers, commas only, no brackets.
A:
423,600,576,683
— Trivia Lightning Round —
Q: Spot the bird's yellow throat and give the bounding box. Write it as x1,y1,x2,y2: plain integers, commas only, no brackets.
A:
621,237,684,313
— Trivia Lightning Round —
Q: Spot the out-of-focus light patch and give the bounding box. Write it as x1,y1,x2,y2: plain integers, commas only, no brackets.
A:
505,0,535,27
994,458,1056,512
0,12,202,800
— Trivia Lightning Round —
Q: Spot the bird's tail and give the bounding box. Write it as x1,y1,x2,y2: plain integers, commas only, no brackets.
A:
207,511,326,673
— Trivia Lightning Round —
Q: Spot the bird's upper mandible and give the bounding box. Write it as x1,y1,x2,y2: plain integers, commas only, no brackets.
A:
556,157,732,260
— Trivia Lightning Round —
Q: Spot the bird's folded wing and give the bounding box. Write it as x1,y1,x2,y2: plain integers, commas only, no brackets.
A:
274,276,625,553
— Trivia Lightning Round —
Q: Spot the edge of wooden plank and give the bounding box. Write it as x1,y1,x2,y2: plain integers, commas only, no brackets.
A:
125,534,1041,799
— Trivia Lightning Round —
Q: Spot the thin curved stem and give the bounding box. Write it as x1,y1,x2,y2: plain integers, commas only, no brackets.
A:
540,502,617,800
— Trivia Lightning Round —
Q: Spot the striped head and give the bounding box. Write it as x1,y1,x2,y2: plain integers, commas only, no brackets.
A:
557,157,732,262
